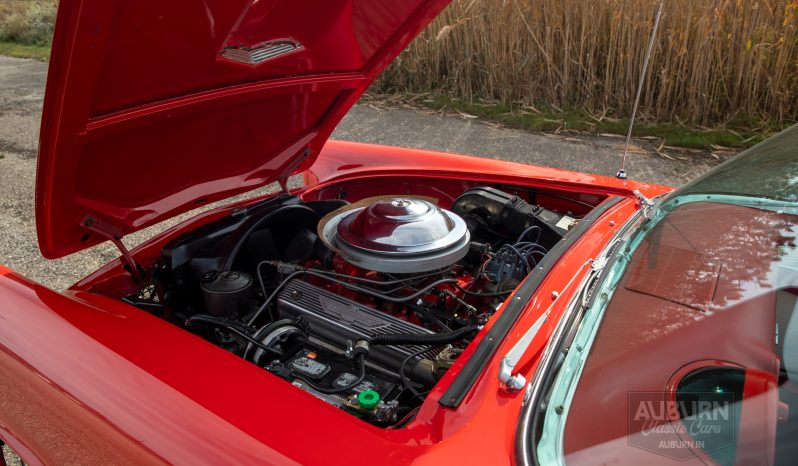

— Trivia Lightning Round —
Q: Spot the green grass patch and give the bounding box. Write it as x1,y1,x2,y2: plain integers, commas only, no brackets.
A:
421,95,768,151
0,41,49,61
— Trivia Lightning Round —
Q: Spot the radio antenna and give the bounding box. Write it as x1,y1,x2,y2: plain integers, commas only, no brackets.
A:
617,0,665,180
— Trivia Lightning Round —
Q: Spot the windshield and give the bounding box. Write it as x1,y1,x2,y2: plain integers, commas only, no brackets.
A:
535,125,798,466
675,124,798,203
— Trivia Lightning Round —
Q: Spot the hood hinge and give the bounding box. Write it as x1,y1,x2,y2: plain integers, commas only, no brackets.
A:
81,215,143,283
276,147,313,193
276,176,290,193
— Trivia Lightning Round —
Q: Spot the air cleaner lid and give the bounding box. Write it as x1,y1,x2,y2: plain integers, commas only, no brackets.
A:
320,197,471,273
336,198,467,255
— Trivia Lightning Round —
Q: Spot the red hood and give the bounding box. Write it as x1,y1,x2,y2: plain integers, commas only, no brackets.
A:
36,0,450,259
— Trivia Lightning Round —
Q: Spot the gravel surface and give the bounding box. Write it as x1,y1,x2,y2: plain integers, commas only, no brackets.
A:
0,55,733,291
2,445,23,466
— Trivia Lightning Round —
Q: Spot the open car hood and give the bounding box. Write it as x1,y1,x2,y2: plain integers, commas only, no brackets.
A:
36,0,450,259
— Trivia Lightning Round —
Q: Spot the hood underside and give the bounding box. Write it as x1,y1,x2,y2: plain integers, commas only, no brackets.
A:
36,0,451,259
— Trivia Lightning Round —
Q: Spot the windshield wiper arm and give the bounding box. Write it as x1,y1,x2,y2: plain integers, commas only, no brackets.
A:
498,259,597,392
498,311,550,392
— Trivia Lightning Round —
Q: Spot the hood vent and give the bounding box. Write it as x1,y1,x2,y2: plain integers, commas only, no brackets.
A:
221,40,303,65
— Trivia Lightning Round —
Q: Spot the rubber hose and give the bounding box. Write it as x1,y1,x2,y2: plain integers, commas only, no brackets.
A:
186,314,251,332
369,325,480,346
187,314,281,355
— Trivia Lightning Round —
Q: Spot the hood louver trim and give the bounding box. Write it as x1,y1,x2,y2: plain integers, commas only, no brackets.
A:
221,40,303,65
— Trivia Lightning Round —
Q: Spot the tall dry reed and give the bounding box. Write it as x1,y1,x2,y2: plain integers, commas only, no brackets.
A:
376,0,798,127
0,0,56,46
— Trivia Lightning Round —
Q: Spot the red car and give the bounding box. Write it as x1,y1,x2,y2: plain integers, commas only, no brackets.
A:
1,1,796,465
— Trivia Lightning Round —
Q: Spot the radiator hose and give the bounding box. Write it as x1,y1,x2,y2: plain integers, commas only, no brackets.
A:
186,314,282,355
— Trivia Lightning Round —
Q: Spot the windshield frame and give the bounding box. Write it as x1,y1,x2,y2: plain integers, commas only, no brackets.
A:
514,203,647,465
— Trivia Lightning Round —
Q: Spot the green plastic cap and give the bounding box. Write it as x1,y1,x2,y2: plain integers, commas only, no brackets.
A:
357,390,380,410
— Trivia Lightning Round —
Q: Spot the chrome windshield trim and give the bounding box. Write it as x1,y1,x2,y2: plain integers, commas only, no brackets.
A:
514,207,646,466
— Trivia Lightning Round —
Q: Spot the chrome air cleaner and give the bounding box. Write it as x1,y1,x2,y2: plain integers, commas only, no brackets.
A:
319,196,470,273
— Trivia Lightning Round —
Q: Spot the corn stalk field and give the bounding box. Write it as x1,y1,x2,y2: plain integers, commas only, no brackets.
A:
376,0,798,128
0,0,55,46
2,0,797,129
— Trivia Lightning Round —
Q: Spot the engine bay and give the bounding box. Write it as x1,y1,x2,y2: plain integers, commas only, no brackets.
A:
125,183,600,428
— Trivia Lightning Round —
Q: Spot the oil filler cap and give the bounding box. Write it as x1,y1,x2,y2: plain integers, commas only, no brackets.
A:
357,390,380,410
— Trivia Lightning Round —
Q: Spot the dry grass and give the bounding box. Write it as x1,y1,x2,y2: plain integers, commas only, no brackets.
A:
376,0,798,128
0,40,50,60
0,0,56,46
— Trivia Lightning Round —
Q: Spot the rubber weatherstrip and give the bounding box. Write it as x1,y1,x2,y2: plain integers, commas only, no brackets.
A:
518,237,628,466
438,195,625,408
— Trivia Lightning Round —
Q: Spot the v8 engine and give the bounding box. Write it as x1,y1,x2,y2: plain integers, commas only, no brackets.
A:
128,186,577,427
